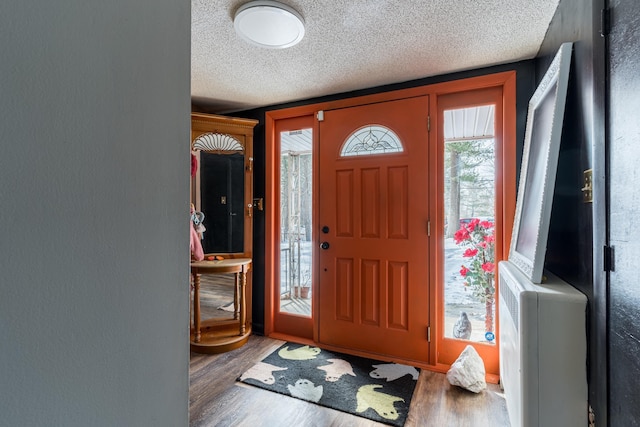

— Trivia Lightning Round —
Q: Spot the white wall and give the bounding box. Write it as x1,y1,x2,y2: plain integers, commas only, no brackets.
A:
0,1,191,426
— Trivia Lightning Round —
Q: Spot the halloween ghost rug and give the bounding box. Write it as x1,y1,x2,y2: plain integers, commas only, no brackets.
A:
238,342,420,426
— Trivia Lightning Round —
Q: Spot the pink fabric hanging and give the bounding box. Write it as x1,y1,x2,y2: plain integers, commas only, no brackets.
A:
190,221,204,261
191,153,198,177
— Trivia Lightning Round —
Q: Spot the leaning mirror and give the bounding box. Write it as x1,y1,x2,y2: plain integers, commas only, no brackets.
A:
508,42,573,283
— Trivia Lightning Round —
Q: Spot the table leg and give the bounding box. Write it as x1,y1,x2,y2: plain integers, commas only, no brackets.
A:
193,273,201,343
239,268,247,336
233,272,239,320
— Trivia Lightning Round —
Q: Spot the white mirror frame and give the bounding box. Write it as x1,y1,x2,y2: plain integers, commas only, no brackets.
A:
508,42,573,283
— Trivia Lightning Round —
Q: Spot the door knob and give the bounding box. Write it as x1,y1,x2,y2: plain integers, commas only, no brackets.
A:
320,242,330,250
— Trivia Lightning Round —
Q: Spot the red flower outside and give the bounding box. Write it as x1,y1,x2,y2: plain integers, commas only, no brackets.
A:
454,227,470,244
463,248,478,258
454,215,496,334
481,262,495,273
467,218,481,231
480,220,494,229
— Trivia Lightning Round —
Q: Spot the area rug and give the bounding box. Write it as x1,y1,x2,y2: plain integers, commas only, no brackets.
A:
238,342,420,426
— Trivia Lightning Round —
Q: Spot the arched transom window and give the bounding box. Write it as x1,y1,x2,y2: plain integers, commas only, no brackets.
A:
192,132,244,154
339,125,404,157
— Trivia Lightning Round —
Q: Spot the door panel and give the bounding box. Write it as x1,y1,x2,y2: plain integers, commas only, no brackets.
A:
318,96,430,362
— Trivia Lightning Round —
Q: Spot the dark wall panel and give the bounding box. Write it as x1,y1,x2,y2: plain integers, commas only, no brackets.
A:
534,0,607,423
537,0,595,299
608,0,640,425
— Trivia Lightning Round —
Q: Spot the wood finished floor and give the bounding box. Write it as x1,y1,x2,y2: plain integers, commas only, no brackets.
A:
189,335,510,427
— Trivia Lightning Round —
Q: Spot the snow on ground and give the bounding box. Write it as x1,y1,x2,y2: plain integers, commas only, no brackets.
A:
444,237,493,343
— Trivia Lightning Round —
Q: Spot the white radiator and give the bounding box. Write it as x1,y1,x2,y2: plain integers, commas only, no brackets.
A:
498,260,588,427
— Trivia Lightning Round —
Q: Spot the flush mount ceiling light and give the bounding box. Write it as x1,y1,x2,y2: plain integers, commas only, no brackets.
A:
234,1,305,49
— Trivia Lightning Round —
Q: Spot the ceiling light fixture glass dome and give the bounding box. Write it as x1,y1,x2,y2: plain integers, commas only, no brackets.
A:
233,0,305,49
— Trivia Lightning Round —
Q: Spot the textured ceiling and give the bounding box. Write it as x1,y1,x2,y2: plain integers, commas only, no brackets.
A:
192,0,560,114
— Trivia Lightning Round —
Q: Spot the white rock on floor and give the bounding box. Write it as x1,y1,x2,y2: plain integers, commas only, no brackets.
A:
446,345,487,393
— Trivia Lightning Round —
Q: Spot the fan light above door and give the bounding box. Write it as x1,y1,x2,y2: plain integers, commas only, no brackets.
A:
234,1,305,49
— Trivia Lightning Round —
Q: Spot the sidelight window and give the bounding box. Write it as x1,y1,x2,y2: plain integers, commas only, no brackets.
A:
443,105,497,344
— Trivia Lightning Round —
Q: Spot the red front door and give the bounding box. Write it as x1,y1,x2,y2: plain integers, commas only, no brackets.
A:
317,96,430,362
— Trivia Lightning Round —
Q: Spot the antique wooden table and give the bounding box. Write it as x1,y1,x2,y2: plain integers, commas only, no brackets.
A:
190,258,251,353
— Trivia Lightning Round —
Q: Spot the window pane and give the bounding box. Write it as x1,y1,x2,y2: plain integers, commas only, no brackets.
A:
340,125,403,157
279,128,313,316
443,108,496,344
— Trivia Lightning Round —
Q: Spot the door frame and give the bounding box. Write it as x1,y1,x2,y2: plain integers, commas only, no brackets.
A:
265,71,516,374
268,114,315,339
431,85,514,379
